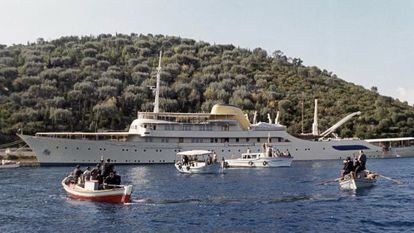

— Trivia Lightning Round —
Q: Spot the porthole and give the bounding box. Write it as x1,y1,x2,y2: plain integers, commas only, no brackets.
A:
222,150,224,152
135,149,137,152
156,149,158,152
126,149,129,152
76,147,79,150
103,148,106,151
160,149,162,152
88,148,91,150
65,147,67,150
99,148,102,151
144,149,146,152
122,149,124,151
56,146,59,149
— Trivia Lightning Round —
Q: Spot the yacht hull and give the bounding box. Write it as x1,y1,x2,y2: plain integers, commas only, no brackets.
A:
19,134,396,165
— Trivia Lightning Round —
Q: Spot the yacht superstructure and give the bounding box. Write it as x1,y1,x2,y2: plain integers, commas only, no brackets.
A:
18,52,397,165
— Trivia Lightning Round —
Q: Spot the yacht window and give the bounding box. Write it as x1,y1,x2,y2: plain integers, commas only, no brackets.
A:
257,138,260,142
224,138,229,142
210,138,214,143
153,125,156,130
246,138,250,142
179,137,184,143
144,124,147,128
236,138,239,142
214,138,218,143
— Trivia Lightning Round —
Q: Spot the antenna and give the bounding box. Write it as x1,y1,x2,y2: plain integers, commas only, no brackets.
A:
153,51,162,113
267,113,273,124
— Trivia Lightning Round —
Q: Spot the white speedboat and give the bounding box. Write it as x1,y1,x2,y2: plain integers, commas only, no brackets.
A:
339,171,377,190
175,150,223,174
0,159,20,168
225,146,293,168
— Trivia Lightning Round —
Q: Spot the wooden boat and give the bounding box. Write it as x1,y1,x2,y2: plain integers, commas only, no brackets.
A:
0,159,20,168
62,177,133,204
175,150,224,174
339,171,377,190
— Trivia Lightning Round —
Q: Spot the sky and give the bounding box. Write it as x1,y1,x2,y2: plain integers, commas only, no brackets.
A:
1,0,414,104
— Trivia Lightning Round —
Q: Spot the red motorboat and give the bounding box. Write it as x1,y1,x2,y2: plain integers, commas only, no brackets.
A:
62,177,133,204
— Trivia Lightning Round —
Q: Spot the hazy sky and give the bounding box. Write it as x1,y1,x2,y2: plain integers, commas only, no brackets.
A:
1,0,413,104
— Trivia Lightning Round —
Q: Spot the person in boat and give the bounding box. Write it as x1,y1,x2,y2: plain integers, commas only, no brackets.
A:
104,171,118,189
275,149,281,157
73,165,83,182
90,164,101,179
113,171,121,185
341,157,354,179
82,166,91,182
183,154,189,166
102,158,114,178
213,152,218,163
353,150,367,178
267,146,273,157
206,154,212,165
284,149,291,157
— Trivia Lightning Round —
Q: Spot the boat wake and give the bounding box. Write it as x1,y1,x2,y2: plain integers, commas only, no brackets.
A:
128,194,344,205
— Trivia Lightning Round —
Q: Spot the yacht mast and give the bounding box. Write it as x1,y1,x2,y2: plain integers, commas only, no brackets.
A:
153,51,162,113
312,99,319,136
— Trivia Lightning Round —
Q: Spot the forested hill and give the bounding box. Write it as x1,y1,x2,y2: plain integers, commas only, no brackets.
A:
0,33,413,143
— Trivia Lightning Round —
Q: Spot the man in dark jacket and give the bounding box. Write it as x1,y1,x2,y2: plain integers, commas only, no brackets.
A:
90,164,101,180
341,157,354,179
102,158,114,178
354,151,367,178
104,172,118,189
113,171,121,185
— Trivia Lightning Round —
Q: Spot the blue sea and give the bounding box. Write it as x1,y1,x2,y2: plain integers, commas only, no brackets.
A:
1,158,414,233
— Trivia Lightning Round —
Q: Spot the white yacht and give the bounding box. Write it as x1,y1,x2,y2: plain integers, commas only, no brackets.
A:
18,53,397,165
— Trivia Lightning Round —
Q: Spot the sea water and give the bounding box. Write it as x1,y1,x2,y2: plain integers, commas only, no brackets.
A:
1,158,414,232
